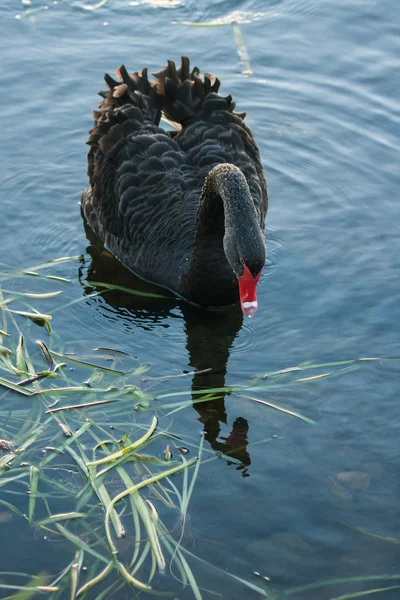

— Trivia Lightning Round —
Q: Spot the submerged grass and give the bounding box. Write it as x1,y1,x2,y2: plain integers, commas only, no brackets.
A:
0,257,398,598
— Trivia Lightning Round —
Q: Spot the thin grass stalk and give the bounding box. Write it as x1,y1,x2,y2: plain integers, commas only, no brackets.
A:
267,574,400,599
55,524,109,564
70,549,84,600
116,560,152,592
139,461,178,509
344,523,400,545
86,280,167,299
107,439,167,573
128,495,142,568
0,289,62,299
15,334,28,375
232,22,252,75
156,524,188,590
46,399,117,413
181,433,204,518
48,349,125,375
87,416,158,467
85,428,150,570
49,557,83,590
0,498,25,517
181,546,269,598
76,561,114,598
147,545,157,587
87,580,128,600
238,394,316,424
28,466,39,523
36,513,86,527
39,420,92,469
15,405,43,440
130,541,151,576
0,472,29,488
172,546,202,600
334,585,400,599
129,491,165,572
52,291,104,313
24,256,83,273
75,441,125,539
105,459,197,561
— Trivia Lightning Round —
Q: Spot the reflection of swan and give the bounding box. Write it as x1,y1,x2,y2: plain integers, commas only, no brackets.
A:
183,304,251,472
80,232,251,474
81,57,268,316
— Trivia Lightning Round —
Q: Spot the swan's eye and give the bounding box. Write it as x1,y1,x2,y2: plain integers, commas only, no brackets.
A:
239,258,244,265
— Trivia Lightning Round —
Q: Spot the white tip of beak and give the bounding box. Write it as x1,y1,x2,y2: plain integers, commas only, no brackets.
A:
241,300,258,317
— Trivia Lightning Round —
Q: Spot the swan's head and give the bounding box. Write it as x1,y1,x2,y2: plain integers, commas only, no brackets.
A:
204,163,266,315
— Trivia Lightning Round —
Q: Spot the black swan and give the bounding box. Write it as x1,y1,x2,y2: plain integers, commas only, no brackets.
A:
81,57,268,315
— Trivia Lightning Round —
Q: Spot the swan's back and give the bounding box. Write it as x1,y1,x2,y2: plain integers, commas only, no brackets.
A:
81,57,267,294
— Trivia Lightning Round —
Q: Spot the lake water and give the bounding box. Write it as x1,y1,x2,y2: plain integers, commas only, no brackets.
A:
1,0,399,598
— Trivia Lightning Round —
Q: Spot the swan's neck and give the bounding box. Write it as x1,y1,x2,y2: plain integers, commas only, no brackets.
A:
182,163,264,307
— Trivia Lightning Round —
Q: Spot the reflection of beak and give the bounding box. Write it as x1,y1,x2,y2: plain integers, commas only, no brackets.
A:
237,264,262,317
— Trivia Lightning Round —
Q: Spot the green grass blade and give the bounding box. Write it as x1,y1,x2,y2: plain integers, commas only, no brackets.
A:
86,280,168,299
46,399,117,413
268,574,400,599
345,523,400,545
48,349,125,375
0,290,62,299
55,524,109,564
334,585,400,599
3,309,52,331
87,416,158,467
76,562,113,597
0,376,33,395
16,334,28,374
24,256,83,272
232,22,252,75
28,466,39,523
36,513,86,527
239,394,316,424
105,458,198,556
117,561,152,591
2,574,57,598
70,549,84,600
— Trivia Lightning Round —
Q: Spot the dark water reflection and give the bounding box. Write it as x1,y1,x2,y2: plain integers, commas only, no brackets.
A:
1,0,400,597
83,228,252,472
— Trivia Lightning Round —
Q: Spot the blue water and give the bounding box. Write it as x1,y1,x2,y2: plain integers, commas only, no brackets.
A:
1,0,400,598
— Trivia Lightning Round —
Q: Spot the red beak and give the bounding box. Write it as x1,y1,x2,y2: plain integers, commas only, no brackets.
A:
237,263,262,316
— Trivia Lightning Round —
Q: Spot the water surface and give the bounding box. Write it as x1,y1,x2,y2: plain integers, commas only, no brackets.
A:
1,0,399,598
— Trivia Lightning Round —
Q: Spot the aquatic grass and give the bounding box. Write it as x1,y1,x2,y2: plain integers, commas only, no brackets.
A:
47,348,126,375
175,12,253,75
343,522,400,546
0,256,81,285
46,398,117,413
0,263,399,598
78,0,109,10
237,393,317,424
0,289,63,299
178,545,270,598
0,574,58,597
86,415,158,467
0,351,204,594
267,574,400,600
333,585,400,599
84,421,202,587
86,280,168,299
232,22,252,75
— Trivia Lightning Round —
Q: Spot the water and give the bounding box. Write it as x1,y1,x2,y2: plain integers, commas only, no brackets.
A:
1,0,400,597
